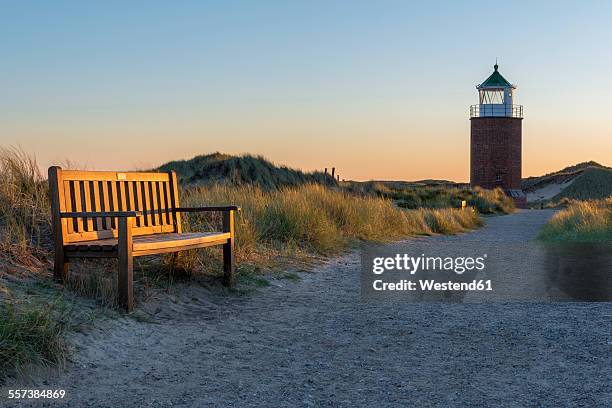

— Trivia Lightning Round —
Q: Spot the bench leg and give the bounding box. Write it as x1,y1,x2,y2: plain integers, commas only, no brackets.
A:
222,210,235,287
222,241,234,287
53,255,69,283
118,218,134,312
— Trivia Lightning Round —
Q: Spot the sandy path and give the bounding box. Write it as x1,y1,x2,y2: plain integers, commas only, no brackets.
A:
14,210,611,407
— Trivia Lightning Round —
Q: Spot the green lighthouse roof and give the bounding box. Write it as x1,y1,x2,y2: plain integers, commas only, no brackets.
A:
478,63,513,88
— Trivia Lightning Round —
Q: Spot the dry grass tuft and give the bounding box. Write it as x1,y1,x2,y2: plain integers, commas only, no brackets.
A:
0,147,51,267
468,187,516,214
0,296,70,383
539,198,612,243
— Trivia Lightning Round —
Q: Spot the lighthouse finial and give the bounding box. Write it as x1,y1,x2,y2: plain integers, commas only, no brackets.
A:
494,58,498,71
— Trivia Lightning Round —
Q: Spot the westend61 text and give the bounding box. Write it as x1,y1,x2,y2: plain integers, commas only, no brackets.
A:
373,279,493,292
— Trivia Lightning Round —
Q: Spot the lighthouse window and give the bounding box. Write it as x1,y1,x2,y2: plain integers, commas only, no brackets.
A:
481,90,504,104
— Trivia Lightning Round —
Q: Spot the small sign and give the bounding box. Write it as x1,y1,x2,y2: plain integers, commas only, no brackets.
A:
461,200,467,209
117,173,126,180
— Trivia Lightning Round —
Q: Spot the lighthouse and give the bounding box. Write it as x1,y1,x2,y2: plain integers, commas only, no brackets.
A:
470,63,526,207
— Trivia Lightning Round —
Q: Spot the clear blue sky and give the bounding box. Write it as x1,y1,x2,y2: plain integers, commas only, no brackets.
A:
2,1,611,180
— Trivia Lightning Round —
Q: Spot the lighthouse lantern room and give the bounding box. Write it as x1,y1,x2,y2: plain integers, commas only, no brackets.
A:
470,63,523,118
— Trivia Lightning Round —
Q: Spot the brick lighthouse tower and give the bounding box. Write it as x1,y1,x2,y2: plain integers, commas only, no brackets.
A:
470,63,526,207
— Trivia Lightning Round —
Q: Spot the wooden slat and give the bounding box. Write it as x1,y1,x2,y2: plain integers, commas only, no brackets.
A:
60,211,140,218
92,181,103,231
63,180,75,234
66,237,117,250
169,171,182,233
127,181,136,222
133,232,230,251
109,181,119,229
148,182,159,225
164,181,173,225
61,171,121,181
101,181,111,229
61,170,170,182
134,181,143,227
73,181,84,233
118,181,127,212
133,240,229,257
65,251,117,259
64,224,176,243
157,182,166,224
65,231,230,263
150,182,160,226
174,206,241,212
65,232,229,251
83,181,94,232
158,182,169,225
143,182,152,226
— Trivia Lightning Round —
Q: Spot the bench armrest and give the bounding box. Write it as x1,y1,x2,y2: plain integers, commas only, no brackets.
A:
60,211,141,218
173,206,241,213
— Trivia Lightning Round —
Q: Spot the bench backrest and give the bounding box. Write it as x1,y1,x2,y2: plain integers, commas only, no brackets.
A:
48,167,182,244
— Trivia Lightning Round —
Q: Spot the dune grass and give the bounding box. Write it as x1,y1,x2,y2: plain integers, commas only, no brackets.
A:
158,152,337,189
0,148,63,382
343,182,514,214
538,198,612,243
0,298,69,380
551,167,612,201
467,187,516,214
181,183,483,258
0,148,50,264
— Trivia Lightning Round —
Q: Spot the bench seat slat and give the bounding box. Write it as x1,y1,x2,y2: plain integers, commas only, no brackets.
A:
65,232,230,252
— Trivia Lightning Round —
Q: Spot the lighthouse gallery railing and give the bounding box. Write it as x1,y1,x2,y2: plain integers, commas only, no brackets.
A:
470,104,523,118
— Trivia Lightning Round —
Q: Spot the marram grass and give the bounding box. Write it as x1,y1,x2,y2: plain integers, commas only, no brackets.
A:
345,182,515,214
0,147,50,262
538,198,612,243
181,183,483,256
0,299,69,382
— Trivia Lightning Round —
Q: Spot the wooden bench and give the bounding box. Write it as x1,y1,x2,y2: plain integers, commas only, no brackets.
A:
48,167,239,312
